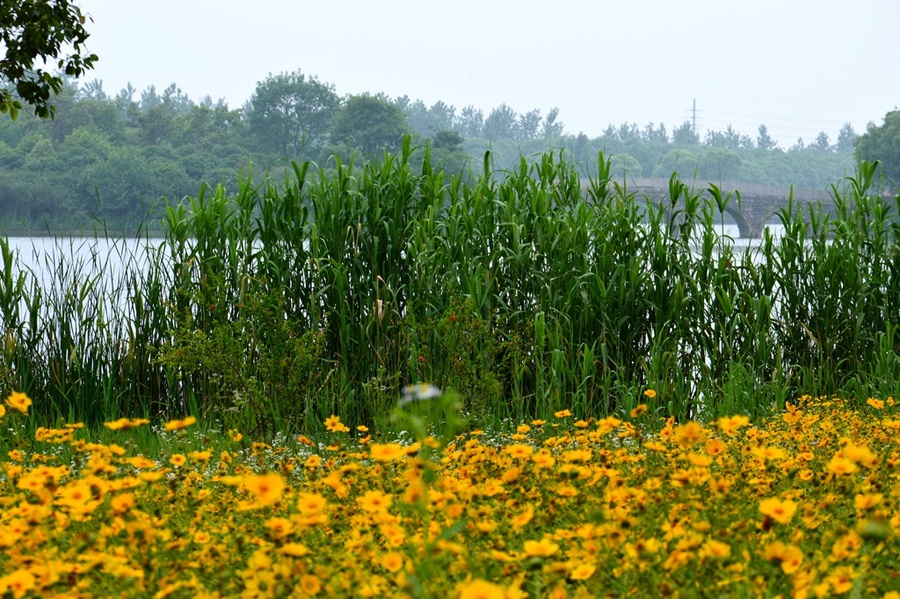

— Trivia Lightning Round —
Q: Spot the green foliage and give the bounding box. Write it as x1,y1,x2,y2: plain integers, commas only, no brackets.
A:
329,94,409,158
0,71,859,231
434,297,503,418
245,70,339,157
0,0,97,120
4,148,897,437
856,109,900,185
156,284,324,438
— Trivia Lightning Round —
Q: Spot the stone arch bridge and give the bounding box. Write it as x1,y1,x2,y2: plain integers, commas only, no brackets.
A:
620,177,834,238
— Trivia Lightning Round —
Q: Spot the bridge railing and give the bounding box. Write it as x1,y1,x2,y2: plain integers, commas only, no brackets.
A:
624,177,832,203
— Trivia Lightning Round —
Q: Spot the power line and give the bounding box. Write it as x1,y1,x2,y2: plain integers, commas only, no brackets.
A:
696,109,850,126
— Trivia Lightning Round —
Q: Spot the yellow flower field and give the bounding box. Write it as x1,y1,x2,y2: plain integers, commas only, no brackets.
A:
1,393,899,598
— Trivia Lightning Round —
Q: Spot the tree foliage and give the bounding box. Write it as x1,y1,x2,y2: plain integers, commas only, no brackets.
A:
330,94,408,157
0,0,97,119
856,110,900,184
0,69,862,232
245,70,339,157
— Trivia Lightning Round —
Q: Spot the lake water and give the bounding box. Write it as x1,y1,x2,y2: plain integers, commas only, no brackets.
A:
2,223,789,324
5,223,786,275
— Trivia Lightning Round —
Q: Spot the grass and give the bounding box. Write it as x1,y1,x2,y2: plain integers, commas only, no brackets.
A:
0,141,898,438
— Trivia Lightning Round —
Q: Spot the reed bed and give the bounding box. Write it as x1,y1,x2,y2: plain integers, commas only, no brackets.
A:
0,142,898,435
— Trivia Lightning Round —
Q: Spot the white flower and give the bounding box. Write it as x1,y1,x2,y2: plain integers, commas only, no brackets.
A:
399,383,442,406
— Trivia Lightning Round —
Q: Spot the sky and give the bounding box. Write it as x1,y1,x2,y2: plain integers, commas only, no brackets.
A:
78,0,899,148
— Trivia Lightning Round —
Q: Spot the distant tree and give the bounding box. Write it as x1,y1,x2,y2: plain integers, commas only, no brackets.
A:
706,125,751,150
518,108,541,140
756,124,777,151
245,70,340,157
330,94,409,157
810,131,832,152
542,107,564,142
672,121,700,146
140,85,162,110
483,104,519,140
699,148,742,181
138,104,175,146
457,105,483,138
400,98,456,138
856,109,900,183
616,123,641,145
0,0,97,119
401,98,429,136
609,153,642,178
572,132,589,161
430,129,468,174
652,149,699,178
428,101,456,132
80,78,106,101
160,83,193,116
835,123,857,153
432,129,463,151
791,137,805,152
642,122,668,144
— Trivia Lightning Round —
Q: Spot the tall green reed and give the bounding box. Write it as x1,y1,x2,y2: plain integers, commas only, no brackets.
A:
1,141,897,437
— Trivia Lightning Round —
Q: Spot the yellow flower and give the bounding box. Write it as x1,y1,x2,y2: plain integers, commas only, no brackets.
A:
357,489,393,512
827,456,858,475
264,516,293,538
630,403,649,418
299,574,322,595
169,454,187,467
244,473,285,507
782,403,803,424
866,397,884,409
228,429,243,442
643,389,657,399
825,565,857,594
193,531,211,544
568,563,596,580
369,443,407,461
554,409,572,418
103,417,150,430
531,450,556,468
163,416,197,431
457,579,505,599
841,442,876,466
523,538,559,557
324,414,349,433
511,505,535,530
381,551,405,573
673,421,706,447
699,539,731,559
4,391,31,415
504,444,534,459
704,438,727,456
280,542,310,557
759,497,798,525
296,492,327,515
762,541,805,574
716,415,750,436
0,568,36,598
853,493,883,511
110,492,135,513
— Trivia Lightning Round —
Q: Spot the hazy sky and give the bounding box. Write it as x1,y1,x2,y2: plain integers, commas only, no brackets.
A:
79,0,898,147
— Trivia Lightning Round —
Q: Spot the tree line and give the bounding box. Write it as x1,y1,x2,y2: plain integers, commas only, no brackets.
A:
0,68,874,231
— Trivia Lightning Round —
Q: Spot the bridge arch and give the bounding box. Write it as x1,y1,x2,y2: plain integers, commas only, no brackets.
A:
585,177,832,239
